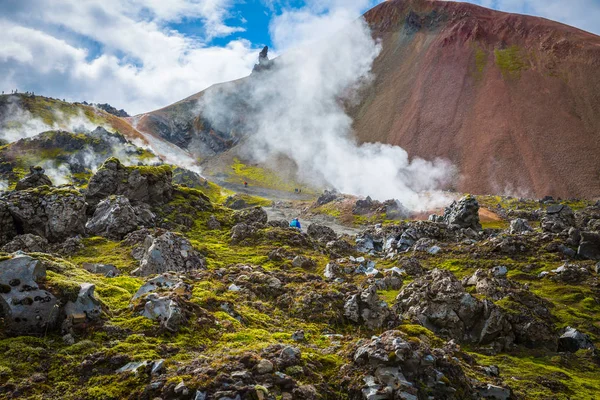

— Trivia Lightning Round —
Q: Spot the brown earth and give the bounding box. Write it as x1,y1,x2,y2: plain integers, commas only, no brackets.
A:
352,0,600,199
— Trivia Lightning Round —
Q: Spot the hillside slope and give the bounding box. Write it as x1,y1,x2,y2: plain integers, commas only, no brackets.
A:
352,0,600,199
133,0,600,199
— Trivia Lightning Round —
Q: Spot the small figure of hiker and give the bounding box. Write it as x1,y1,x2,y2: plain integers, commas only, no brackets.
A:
289,218,301,230
244,181,248,188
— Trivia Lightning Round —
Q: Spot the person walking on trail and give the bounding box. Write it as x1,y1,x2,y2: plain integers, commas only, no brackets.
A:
244,181,248,188
289,218,302,230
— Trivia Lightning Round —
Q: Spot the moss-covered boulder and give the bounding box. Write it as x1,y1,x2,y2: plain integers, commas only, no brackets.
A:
86,158,173,210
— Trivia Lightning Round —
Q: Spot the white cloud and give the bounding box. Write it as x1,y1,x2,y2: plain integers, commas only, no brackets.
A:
0,0,257,114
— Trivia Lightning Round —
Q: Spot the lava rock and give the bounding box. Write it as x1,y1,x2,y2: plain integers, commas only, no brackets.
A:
0,255,59,334
558,327,595,352
15,166,53,191
135,231,205,276
1,234,49,253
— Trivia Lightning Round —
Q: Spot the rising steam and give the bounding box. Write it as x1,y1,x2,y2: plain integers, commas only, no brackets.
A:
199,16,456,210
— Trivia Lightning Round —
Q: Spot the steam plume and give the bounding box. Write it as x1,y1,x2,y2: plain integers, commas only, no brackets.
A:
200,16,456,210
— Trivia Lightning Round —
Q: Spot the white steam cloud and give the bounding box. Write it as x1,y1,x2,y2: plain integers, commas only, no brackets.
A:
200,16,455,210
0,95,109,143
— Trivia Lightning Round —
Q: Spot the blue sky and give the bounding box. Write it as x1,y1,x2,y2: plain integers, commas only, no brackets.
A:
0,0,598,114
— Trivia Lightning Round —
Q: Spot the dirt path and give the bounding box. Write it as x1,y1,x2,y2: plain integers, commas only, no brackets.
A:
265,204,361,236
207,176,361,236
208,177,315,202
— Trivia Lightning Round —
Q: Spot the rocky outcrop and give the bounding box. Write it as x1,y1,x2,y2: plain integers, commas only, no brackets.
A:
541,204,575,233
0,255,59,335
433,195,482,230
395,269,556,350
577,232,600,260
558,327,595,353
86,195,155,240
233,207,268,226
307,224,336,243
3,187,87,242
352,331,479,400
509,218,533,234
82,263,120,277
85,158,173,210
316,189,339,206
133,231,205,276
15,166,53,191
1,234,49,253
0,200,17,246
132,273,192,332
62,283,102,331
344,286,391,329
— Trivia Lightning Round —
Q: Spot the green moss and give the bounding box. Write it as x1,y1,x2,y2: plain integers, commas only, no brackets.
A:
227,158,315,194
494,45,529,77
472,350,600,399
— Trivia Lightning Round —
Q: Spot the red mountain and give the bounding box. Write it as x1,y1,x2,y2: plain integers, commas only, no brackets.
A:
135,0,600,199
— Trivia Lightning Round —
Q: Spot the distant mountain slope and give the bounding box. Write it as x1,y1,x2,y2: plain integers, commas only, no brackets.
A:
133,0,600,199
351,0,600,198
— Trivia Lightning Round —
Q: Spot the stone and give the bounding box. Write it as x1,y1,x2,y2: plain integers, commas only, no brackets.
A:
0,200,17,246
136,231,205,276
291,255,316,269
307,224,337,243
279,346,301,366
116,361,149,374
577,232,600,260
558,327,595,352
85,195,150,240
541,204,575,233
82,263,120,277
141,294,183,332
316,189,338,206
492,266,508,277
256,359,274,374
151,359,165,375
439,195,482,230
133,273,190,300
230,223,259,244
0,255,59,334
15,166,53,191
4,187,87,242
232,206,267,226
292,330,305,341
85,158,173,210
479,384,511,400
509,218,532,234
344,286,391,329
174,380,189,396
207,215,221,230
1,234,49,253
63,283,102,328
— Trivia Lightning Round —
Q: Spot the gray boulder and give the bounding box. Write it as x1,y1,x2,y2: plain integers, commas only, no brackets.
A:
232,206,267,226
1,234,49,253
344,286,391,330
0,200,17,246
479,384,511,400
82,263,120,277
577,232,600,260
316,189,338,206
541,204,575,233
439,195,482,230
86,195,153,240
135,232,205,276
133,273,190,300
62,283,102,330
85,157,173,210
558,327,595,352
141,294,183,332
291,255,316,269
15,166,53,191
4,187,87,242
509,218,532,234
307,223,337,243
0,255,59,334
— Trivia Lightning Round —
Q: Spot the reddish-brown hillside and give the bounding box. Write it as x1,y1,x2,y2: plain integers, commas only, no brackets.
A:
135,0,600,199
352,0,600,198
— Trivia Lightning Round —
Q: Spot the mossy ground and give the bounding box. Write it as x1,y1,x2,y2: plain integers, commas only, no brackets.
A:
1,174,598,399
